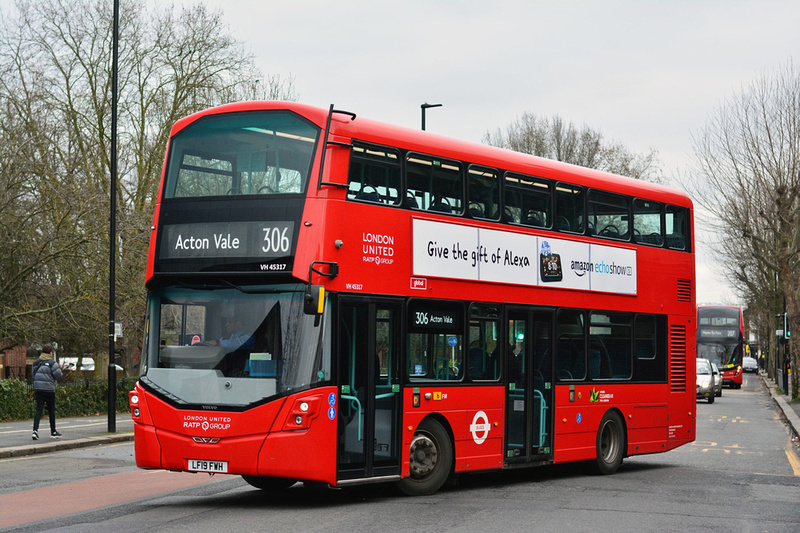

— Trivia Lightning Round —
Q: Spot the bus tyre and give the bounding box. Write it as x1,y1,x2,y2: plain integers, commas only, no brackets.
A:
241,475,296,491
398,418,452,496
594,410,625,475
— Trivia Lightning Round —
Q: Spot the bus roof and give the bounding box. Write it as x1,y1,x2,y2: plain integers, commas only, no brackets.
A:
170,100,693,209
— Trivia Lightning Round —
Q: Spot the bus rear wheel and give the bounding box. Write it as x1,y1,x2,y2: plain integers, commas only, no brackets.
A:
594,410,625,475
241,475,296,491
397,418,452,496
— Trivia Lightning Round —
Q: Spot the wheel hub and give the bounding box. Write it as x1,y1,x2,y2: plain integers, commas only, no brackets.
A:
408,433,438,477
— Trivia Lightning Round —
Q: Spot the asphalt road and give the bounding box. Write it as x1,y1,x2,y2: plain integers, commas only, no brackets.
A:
1,372,799,532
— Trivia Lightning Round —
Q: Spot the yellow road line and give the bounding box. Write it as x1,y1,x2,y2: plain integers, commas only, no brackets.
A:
785,445,800,477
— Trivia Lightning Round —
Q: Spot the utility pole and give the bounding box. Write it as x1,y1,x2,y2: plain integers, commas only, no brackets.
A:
783,299,790,395
777,297,790,395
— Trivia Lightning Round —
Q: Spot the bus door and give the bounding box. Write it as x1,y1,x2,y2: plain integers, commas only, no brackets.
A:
337,297,402,482
505,307,554,463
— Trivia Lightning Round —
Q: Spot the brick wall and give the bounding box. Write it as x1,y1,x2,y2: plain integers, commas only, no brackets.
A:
2,345,28,379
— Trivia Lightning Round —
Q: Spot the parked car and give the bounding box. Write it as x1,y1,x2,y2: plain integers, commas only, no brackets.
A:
742,356,758,373
696,358,715,403
711,362,723,397
57,356,124,374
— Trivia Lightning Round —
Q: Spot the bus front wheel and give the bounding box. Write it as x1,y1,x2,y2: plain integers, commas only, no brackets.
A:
397,418,452,496
594,410,625,475
241,475,296,491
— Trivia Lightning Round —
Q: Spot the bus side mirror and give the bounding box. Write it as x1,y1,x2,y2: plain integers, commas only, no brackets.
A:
304,285,325,315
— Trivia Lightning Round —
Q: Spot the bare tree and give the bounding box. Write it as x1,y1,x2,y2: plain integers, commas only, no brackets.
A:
688,60,800,398
483,112,664,182
0,0,296,372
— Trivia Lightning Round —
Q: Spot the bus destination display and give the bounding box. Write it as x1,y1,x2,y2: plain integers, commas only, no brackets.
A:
408,301,462,333
160,221,295,261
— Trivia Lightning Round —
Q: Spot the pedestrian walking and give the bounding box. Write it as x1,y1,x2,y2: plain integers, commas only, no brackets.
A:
32,344,63,440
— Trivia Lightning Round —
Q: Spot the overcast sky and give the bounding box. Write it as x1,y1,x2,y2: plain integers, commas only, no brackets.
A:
187,0,798,305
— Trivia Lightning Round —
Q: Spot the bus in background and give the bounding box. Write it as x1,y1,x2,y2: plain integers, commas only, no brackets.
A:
696,305,744,389
129,101,696,496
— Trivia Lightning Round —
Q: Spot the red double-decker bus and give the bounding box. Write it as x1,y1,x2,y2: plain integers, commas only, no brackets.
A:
697,305,744,388
129,101,696,495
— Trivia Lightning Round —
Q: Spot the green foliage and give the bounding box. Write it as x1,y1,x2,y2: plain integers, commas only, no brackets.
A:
0,380,32,421
0,378,138,422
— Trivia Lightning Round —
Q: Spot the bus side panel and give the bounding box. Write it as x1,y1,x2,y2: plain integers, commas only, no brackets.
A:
668,314,697,450
552,384,673,464
630,404,668,454
552,392,608,464
258,388,338,484
402,386,505,474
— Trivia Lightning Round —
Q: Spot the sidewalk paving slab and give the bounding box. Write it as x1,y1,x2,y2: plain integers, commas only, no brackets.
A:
0,414,133,460
759,372,800,443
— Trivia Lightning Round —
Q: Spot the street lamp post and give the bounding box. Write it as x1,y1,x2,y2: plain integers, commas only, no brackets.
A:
108,0,119,433
420,103,442,131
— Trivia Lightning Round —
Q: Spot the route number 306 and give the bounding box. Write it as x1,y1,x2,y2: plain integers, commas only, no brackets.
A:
262,226,291,254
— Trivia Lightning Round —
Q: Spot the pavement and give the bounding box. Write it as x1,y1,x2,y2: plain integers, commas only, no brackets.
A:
0,413,133,459
760,371,800,442
0,374,797,460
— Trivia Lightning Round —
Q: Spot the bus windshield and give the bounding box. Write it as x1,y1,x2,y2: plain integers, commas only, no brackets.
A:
697,306,743,368
697,342,741,367
141,284,331,407
163,110,319,199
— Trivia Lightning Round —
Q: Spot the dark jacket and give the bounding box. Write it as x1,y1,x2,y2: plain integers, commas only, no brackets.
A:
33,353,63,391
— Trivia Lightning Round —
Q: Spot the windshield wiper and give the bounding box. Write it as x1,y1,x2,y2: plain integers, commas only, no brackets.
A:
221,280,310,295
172,279,301,295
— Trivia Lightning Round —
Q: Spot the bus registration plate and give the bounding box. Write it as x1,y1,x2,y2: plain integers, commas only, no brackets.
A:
188,459,228,473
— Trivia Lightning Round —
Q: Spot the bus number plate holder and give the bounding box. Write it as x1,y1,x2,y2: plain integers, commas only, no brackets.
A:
188,459,228,473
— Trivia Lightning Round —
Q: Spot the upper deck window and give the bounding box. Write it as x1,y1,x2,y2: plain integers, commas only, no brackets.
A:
555,183,585,234
347,144,401,205
164,111,319,199
467,165,499,220
406,153,464,215
588,190,630,241
666,205,690,251
504,173,551,228
633,199,664,246
698,307,740,326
